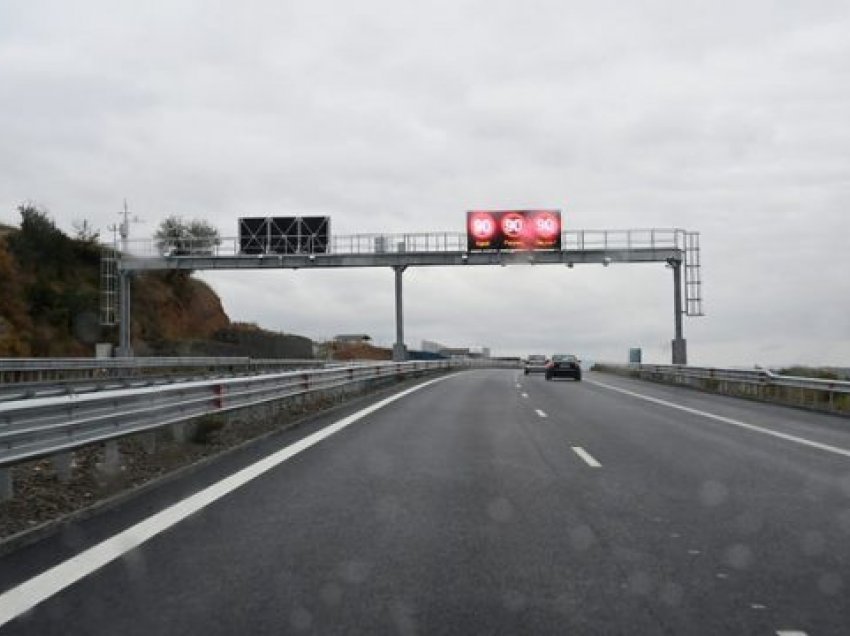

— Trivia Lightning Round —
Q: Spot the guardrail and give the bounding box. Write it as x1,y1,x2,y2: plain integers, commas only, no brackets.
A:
0,356,324,377
0,360,460,471
0,357,327,402
593,363,850,416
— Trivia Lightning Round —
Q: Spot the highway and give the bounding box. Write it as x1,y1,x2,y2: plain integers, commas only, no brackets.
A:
1,369,849,634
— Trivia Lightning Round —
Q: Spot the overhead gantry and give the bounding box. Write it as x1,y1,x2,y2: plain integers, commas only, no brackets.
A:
102,229,703,364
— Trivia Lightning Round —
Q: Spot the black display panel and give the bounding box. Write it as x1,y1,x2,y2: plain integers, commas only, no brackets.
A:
300,216,330,254
238,217,269,254
239,216,330,255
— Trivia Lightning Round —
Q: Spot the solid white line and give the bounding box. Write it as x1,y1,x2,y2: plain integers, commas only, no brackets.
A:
0,374,457,628
572,446,602,468
588,379,850,459
535,409,547,418
776,631,808,636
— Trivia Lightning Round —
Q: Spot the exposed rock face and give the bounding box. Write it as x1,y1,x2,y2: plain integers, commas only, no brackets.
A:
132,272,231,353
0,228,313,359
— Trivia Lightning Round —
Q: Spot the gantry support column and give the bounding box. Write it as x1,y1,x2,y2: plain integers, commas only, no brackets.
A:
392,265,408,362
118,270,133,358
671,259,687,365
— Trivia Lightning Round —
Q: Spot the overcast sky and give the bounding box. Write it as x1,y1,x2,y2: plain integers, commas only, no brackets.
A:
1,0,849,366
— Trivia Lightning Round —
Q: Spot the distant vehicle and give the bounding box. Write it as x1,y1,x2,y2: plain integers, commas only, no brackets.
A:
545,354,582,381
524,355,548,375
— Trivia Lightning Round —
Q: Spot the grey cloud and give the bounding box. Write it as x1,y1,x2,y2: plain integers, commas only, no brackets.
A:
1,0,849,366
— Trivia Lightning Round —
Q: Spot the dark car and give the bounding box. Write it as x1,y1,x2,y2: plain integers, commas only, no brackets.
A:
545,354,582,381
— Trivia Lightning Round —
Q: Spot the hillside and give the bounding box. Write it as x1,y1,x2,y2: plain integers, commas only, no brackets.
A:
0,207,312,358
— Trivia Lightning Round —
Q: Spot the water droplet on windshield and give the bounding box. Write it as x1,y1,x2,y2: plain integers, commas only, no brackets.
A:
838,474,850,497
321,582,343,606
340,560,371,584
699,480,728,507
503,590,527,612
627,571,652,596
733,510,763,535
487,497,514,523
366,451,393,475
290,606,312,631
801,530,826,556
724,544,754,570
569,525,595,551
659,582,684,606
836,509,850,533
818,573,843,596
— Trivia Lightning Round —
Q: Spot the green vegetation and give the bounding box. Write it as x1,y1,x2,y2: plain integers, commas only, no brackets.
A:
0,204,102,355
0,203,312,358
153,215,220,256
777,366,841,380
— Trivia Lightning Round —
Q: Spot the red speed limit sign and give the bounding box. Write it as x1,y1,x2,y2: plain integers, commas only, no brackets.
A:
466,210,561,251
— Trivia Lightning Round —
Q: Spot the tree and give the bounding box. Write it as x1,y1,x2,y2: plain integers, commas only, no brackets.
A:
72,219,100,244
8,203,72,274
154,216,221,256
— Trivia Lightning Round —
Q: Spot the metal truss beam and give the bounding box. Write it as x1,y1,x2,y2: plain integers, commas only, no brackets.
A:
118,248,683,272
112,228,701,366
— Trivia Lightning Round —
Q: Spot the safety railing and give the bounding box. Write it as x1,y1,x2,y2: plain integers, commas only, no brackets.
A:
0,357,327,401
117,228,688,258
594,363,850,415
0,360,460,468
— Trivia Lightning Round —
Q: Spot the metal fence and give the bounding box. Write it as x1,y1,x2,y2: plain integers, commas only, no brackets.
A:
0,357,327,402
119,228,689,258
0,360,460,468
594,363,850,415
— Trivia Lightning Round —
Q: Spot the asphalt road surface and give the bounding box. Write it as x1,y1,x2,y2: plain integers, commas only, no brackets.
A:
2,369,849,635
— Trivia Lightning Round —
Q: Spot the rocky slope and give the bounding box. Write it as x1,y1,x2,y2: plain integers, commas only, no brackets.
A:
0,209,312,358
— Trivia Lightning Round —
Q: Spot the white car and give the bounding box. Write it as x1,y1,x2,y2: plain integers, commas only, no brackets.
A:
524,355,548,375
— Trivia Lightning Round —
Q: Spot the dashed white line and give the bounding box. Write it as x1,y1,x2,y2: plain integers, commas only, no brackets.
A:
535,409,548,418
587,379,850,459
572,446,602,468
776,631,808,636
0,374,457,628
521,392,529,399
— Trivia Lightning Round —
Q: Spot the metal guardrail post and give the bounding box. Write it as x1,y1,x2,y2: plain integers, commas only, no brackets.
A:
0,468,12,502
140,432,157,454
51,452,74,483
100,441,121,475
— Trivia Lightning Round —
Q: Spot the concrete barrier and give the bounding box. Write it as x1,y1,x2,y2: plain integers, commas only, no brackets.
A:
593,363,850,417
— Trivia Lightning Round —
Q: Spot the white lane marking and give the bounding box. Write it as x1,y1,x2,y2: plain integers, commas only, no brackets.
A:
572,446,602,468
535,409,548,418
776,631,808,636
516,383,522,389
0,374,457,628
588,379,850,459
521,392,529,399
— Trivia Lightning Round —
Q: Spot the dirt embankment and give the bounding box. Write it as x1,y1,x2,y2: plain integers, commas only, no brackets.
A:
0,214,313,358
132,272,231,354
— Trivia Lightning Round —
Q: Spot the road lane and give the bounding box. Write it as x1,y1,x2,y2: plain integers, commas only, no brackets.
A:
3,369,850,634
0,374,457,628
524,370,850,633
